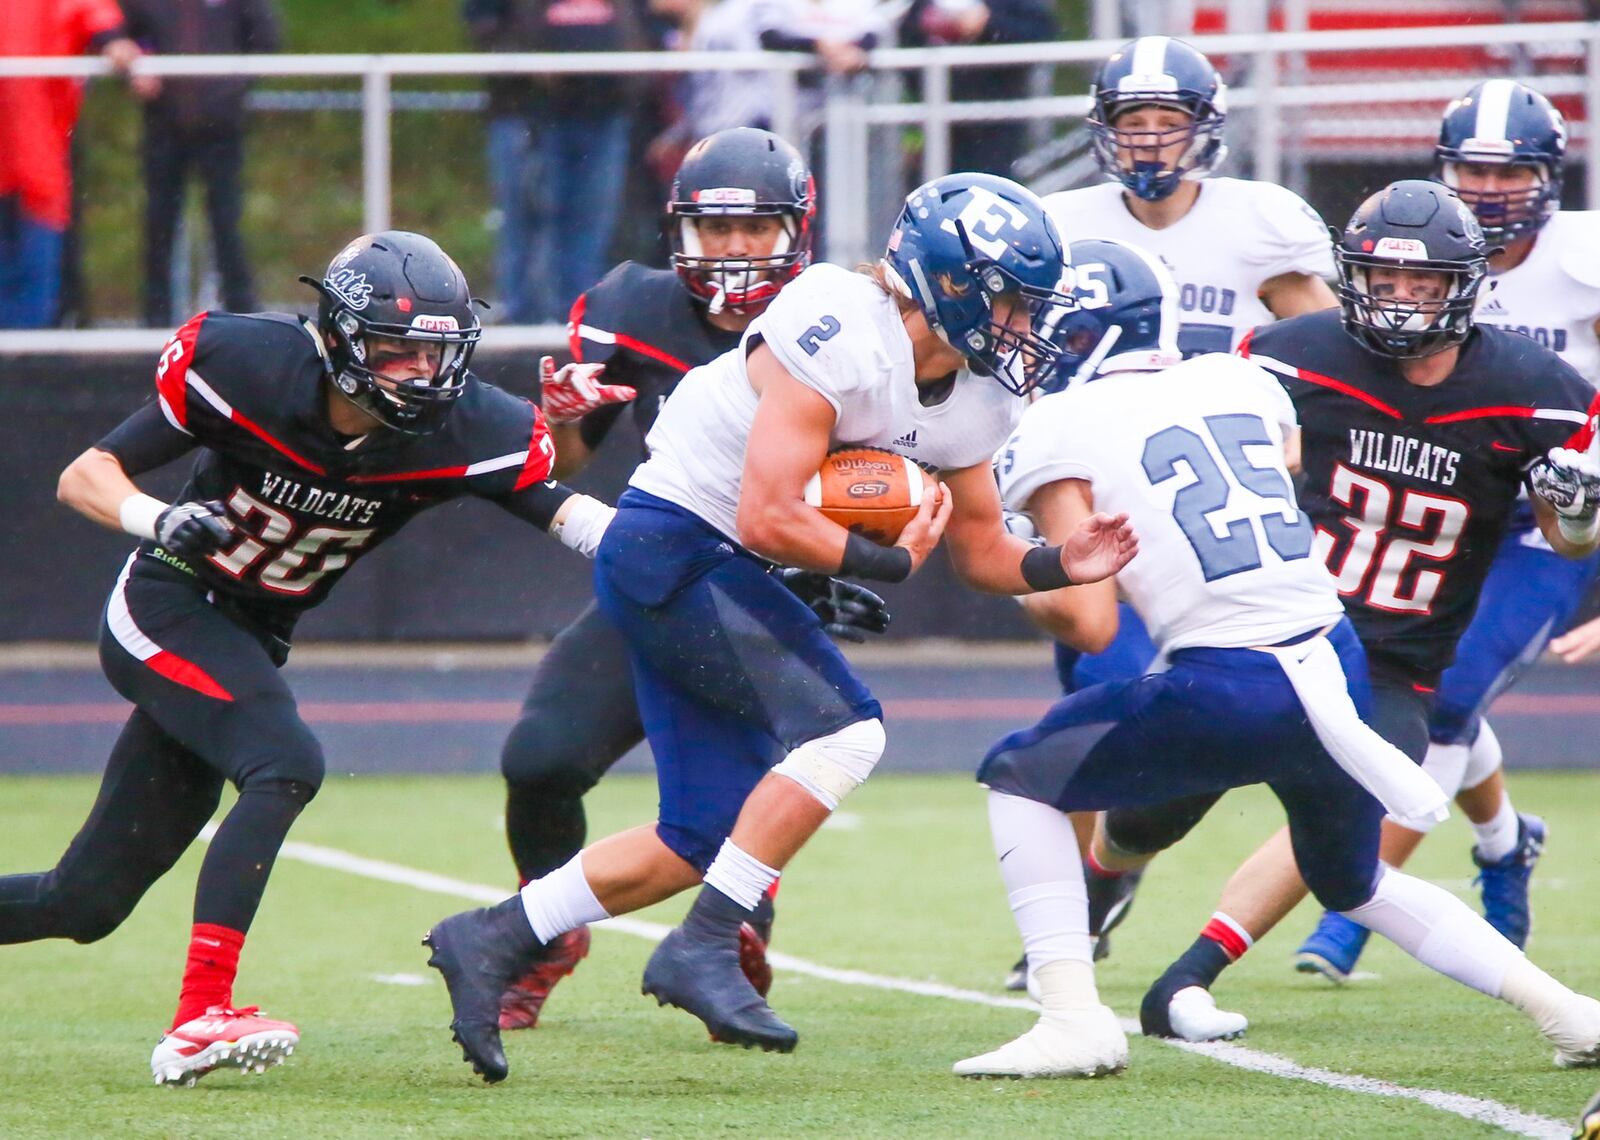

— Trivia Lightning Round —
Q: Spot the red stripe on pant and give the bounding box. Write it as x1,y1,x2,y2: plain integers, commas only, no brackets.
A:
147,649,234,701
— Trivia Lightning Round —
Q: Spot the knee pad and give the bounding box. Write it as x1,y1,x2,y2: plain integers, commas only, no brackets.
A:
1462,720,1503,790
771,718,886,811
236,774,319,809
37,869,138,945
1420,741,1471,800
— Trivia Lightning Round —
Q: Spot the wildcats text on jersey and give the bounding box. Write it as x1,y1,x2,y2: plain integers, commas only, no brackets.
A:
1347,429,1461,486
256,472,384,525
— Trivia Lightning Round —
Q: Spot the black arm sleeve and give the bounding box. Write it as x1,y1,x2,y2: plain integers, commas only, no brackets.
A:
577,401,629,452
488,478,581,531
95,401,197,475
760,29,820,52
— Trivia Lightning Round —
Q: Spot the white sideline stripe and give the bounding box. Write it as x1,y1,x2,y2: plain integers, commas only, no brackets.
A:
209,828,1570,1139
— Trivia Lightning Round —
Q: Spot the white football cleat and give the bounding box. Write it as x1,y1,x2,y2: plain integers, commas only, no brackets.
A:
1548,994,1600,1069
151,1005,299,1087
1165,986,1248,1042
953,1005,1128,1079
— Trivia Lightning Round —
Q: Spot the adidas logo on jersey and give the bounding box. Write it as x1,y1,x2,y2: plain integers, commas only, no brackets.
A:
1478,296,1507,316
891,430,919,449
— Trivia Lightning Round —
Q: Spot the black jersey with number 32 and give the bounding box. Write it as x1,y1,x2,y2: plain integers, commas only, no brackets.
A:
1241,309,1599,684
566,262,741,457
97,311,555,623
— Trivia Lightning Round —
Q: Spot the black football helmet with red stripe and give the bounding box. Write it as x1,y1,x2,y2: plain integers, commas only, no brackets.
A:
1336,180,1488,360
666,128,815,316
302,231,482,434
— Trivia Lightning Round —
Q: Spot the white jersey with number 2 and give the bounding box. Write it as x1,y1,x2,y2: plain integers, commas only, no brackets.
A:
633,263,1023,541
997,352,1342,653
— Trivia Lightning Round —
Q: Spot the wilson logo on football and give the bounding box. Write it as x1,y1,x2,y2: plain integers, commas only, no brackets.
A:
831,458,894,474
847,481,891,499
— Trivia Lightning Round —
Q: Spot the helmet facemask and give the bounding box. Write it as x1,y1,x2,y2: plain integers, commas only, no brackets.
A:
1436,157,1560,244
325,307,479,434
1090,94,1228,202
1336,253,1485,359
671,208,808,315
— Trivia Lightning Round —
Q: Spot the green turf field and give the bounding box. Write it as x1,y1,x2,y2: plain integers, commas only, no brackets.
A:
0,772,1595,1137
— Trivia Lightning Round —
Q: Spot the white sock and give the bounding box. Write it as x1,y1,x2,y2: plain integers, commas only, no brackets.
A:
988,791,1093,967
1471,793,1519,863
1343,867,1520,997
1499,955,1582,1035
1032,958,1103,1014
519,853,610,944
703,839,780,911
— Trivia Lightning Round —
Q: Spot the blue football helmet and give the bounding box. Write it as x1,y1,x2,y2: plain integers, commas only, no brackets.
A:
1336,179,1488,359
1435,79,1565,244
882,173,1072,396
1088,36,1228,202
1039,238,1183,393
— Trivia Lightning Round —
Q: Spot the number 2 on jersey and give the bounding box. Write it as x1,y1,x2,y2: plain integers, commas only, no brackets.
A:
1142,413,1313,581
797,316,841,356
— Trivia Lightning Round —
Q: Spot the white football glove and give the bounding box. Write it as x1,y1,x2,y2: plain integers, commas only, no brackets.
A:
1002,508,1044,547
1530,445,1600,522
538,355,637,424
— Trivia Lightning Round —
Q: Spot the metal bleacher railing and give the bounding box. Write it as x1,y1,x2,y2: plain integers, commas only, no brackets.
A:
3,18,1599,356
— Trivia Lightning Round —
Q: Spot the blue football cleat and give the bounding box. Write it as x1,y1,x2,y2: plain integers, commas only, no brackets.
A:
642,924,798,1052
1294,910,1371,984
1474,812,1546,950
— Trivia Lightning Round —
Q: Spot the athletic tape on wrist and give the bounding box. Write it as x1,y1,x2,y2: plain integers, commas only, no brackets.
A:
119,492,168,541
1557,510,1600,546
550,494,615,558
1020,544,1074,592
839,532,912,583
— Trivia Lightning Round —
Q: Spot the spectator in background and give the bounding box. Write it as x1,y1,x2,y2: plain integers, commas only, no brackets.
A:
753,0,890,81
900,0,1056,178
646,0,774,184
0,0,143,329
465,0,649,324
121,0,281,327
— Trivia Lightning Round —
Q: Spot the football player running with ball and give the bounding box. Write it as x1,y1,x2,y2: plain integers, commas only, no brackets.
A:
956,231,1600,1079
1092,181,1600,1058
422,173,1137,1084
0,232,619,1086
494,128,887,1030
1296,80,1600,980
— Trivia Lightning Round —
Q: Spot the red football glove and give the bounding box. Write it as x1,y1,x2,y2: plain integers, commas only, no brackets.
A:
539,355,637,424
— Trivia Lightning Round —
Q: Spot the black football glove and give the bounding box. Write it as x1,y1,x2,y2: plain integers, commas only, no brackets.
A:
154,499,236,560
775,567,891,643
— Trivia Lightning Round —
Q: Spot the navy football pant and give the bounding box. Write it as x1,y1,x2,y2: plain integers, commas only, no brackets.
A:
1430,531,1599,746
0,558,320,944
594,491,881,871
1099,660,1434,885
982,620,1386,912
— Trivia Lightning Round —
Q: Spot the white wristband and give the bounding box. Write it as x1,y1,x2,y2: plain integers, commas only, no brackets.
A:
1557,510,1600,546
549,493,616,558
118,492,168,541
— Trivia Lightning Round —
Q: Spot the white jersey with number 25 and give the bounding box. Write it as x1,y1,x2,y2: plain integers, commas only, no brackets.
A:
997,352,1342,653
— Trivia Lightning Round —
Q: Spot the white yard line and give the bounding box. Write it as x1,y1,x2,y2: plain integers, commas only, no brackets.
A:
239,830,1572,1139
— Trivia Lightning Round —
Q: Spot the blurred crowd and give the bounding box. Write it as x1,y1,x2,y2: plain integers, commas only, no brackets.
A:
0,0,1060,330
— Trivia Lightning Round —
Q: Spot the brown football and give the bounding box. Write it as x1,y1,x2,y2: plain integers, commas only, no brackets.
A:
804,447,927,545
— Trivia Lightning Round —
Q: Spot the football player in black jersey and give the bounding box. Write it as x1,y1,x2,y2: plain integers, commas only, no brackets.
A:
1067,181,1600,1050
0,231,625,1087
494,128,887,1029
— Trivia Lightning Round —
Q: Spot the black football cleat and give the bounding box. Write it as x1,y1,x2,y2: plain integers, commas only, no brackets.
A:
1086,864,1145,964
423,897,544,1083
643,923,798,1052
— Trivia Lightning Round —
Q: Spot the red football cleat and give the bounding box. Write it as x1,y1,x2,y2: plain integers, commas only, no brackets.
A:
497,925,592,1030
151,1005,299,1087
738,921,773,998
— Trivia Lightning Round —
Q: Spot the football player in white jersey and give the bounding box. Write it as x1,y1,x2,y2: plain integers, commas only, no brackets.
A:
1294,79,1600,982
998,33,1342,991
953,235,1600,1079
1044,35,1337,359
420,173,1139,1084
